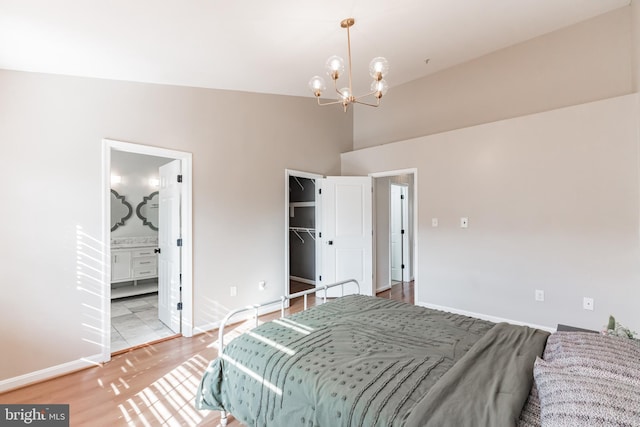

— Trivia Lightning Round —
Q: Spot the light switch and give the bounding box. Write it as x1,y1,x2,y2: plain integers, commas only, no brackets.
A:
431,218,438,227
460,217,468,228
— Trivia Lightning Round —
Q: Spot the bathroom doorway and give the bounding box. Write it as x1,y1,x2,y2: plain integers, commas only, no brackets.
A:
103,139,193,359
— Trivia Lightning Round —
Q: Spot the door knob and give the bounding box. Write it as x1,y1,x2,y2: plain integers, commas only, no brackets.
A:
154,248,161,254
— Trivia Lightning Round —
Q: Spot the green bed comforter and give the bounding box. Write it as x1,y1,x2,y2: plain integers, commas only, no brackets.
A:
196,295,548,426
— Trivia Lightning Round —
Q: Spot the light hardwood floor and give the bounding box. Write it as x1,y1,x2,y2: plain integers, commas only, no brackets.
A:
1,282,414,426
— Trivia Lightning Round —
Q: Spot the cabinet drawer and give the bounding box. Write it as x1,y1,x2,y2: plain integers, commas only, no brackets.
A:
132,256,157,269
132,248,156,257
133,266,157,279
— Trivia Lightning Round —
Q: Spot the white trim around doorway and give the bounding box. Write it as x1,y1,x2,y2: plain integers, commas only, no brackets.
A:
102,139,194,363
369,168,418,303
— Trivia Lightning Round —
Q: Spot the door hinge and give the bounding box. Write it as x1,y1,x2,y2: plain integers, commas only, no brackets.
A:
401,194,404,200
401,229,405,234
401,264,405,269
177,238,183,247
177,302,183,311
319,232,322,238
319,275,322,281
177,174,183,183
318,188,322,195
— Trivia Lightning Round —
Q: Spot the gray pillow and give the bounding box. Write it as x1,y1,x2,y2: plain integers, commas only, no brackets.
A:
535,332,640,427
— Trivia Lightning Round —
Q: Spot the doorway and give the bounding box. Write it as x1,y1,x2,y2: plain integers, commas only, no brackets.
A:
286,170,322,296
102,139,193,361
372,171,416,296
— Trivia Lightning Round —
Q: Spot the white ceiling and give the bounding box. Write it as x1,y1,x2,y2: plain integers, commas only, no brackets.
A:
0,0,630,98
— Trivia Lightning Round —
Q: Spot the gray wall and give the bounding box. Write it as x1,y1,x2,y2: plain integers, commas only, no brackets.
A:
0,69,351,383
344,94,640,332
354,6,634,149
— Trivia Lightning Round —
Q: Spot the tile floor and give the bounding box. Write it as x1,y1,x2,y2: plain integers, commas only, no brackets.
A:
111,292,177,353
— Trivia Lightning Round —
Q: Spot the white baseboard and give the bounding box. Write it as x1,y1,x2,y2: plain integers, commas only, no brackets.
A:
290,276,315,286
375,285,392,293
416,301,555,333
0,353,104,393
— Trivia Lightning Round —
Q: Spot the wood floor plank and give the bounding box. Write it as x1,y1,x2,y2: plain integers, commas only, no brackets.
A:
1,282,414,426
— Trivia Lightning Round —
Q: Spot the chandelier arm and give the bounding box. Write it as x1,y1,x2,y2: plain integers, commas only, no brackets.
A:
353,99,381,108
316,98,348,107
355,89,380,99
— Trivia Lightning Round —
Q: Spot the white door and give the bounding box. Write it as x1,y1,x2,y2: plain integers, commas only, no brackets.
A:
321,176,373,296
390,185,409,282
158,160,182,333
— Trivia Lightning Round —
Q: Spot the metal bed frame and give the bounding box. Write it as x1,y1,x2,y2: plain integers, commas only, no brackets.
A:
216,278,360,426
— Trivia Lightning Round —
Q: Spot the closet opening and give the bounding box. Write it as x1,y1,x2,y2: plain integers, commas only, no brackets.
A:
285,170,322,298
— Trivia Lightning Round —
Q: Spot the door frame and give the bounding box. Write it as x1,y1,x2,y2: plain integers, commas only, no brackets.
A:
284,169,323,299
102,139,193,362
370,168,418,303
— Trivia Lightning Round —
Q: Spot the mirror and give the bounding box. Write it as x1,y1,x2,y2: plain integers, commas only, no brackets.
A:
111,189,133,232
137,191,159,231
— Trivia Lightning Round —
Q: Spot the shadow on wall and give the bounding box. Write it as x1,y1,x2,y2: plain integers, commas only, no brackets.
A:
76,225,107,360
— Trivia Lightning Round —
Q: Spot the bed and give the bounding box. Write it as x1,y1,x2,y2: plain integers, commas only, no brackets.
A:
195,280,551,426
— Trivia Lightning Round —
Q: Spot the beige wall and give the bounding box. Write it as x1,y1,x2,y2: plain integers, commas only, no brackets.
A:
0,69,351,385
354,6,634,149
344,94,640,332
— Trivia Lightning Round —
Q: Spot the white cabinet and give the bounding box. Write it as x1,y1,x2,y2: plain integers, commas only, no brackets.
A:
111,251,132,282
111,246,158,299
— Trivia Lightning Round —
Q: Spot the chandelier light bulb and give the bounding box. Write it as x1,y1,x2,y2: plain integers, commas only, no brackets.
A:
308,76,326,97
339,87,351,100
325,55,345,80
371,79,389,99
369,57,389,80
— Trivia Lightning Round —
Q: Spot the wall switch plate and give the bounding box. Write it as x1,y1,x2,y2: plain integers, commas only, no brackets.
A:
460,217,468,228
432,218,438,227
535,289,544,302
583,297,594,311
258,280,266,290
230,286,237,297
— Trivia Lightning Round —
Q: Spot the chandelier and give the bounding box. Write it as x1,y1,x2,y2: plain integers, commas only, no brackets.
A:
308,18,389,112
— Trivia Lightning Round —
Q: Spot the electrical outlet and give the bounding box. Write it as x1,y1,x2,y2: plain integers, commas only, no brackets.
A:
460,217,468,228
535,289,544,302
258,280,266,290
583,297,594,311
230,286,237,297
432,218,438,227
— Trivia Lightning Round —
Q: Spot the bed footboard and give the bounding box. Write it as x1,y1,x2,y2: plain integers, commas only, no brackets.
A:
214,279,359,425
217,278,360,353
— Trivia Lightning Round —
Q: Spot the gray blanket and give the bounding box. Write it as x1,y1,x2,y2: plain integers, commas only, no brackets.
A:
196,295,548,426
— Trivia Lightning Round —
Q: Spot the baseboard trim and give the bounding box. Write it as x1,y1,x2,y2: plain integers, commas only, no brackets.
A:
290,276,315,286
416,301,555,333
0,353,104,393
375,285,392,293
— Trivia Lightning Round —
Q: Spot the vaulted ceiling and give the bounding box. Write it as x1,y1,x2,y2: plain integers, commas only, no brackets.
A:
0,0,630,98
